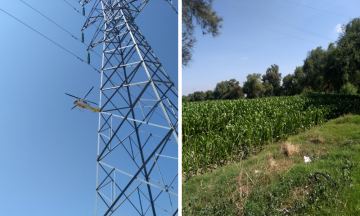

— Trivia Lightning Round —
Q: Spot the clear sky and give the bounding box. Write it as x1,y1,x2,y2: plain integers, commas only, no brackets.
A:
0,1,177,215
182,0,360,95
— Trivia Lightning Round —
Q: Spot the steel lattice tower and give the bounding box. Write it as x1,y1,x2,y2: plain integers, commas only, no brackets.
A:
80,0,178,215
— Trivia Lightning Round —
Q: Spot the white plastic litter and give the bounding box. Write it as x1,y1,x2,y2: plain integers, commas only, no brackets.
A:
304,156,311,163
350,184,354,187
255,170,260,174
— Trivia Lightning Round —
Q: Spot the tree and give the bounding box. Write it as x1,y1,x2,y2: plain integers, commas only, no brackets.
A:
182,0,223,66
322,43,341,92
214,79,244,100
223,85,244,100
302,46,328,92
205,90,215,100
213,81,227,99
193,91,206,101
263,81,274,97
321,19,360,93
187,93,195,101
282,74,295,96
334,18,360,92
293,66,305,94
339,83,358,95
182,95,192,102
302,86,313,94
243,73,265,99
282,66,306,95
261,64,282,96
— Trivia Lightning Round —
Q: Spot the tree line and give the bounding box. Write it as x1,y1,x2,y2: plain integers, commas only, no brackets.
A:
183,18,360,102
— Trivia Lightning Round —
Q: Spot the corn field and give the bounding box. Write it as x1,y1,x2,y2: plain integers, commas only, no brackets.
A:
182,94,360,178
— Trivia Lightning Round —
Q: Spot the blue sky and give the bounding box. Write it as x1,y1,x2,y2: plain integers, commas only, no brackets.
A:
0,1,177,215
182,0,360,95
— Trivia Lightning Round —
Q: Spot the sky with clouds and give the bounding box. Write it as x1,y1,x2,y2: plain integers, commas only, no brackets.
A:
182,0,360,95
335,23,344,32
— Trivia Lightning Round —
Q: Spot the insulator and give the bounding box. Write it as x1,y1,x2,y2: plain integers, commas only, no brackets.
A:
81,32,84,43
82,7,85,16
87,52,90,64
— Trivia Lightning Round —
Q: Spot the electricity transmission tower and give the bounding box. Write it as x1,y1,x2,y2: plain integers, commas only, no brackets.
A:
80,0,178,215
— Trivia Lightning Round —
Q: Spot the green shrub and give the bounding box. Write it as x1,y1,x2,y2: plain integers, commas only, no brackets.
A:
339,82,358,95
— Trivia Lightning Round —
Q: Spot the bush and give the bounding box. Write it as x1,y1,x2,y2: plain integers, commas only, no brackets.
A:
339,83,358,95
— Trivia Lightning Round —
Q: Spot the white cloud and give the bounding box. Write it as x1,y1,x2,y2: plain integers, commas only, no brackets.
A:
241,56,248,60
335,24,344,33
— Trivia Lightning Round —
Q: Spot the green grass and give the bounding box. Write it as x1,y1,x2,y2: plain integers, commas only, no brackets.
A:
182,114,360,215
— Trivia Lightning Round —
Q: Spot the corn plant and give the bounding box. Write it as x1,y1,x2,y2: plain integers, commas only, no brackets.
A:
182,94,360,178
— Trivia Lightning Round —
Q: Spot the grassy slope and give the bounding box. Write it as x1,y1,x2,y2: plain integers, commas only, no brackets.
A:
183,114,360,215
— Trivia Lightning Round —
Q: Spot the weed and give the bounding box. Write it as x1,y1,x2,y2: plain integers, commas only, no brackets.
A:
280,142,300,157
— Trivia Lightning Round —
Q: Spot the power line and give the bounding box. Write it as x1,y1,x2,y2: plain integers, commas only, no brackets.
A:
58,1,173,120
4,4,169,122
63,0,83,15
222,0,335,41
21,0,102,58
1,5,166,121
21,0,74,37
0,8,101,73
218,0,336,42
225,14,326,46
164,0,178,14
3,3,172,124
62,0,103,31
277,0,349,18
60,0,139,63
